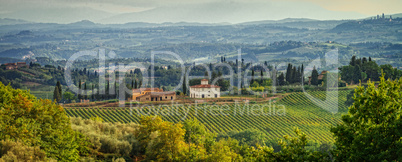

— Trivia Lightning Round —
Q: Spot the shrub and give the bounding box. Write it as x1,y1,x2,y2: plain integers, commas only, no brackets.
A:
0,140,46,162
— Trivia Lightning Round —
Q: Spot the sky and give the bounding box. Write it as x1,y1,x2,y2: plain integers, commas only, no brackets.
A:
0,0,401,24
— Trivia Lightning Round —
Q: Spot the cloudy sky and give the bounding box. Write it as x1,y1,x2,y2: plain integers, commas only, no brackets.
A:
0,0,401,24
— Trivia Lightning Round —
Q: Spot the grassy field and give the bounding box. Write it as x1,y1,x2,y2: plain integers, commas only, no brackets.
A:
65,90,351,142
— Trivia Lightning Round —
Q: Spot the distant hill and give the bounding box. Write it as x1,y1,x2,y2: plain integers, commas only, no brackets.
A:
1,7,114,24
363,13,402,20
239,18,348,29
238,18,317,25
330,17,402,33
391,13,402,18
0,18,31,26
68,20,96,26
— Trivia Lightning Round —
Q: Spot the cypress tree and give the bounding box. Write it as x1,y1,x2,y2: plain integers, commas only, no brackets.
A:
292,66,297,84
78,79,82,100
114,82,117,99
251,69,255,84
311,66,319,86
286,63,292,83
106,81,109,100
301,64,304,83
53,85,61,103
183,75,187,95
84,82,87,100
350,56,357,66
278,72,285,86
260,70,263,80
91,84,94,101
56,81,62,99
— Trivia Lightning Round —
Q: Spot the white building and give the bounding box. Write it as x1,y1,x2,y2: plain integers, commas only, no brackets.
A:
189,79,220,98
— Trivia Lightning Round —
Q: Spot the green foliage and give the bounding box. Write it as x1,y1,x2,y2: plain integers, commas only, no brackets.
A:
277,128,329,161
277,72,286,86
251,81,259,88
310,66,319,86
206,138,242,161
0,140,47,162
136,116,187,161
340,56,402,84
380,64,402,80
331,75,402,161
53,85,61,103
0,82,84,161
344,90,355,106
219,129,267,147
63,91,76,102
183,118,214,146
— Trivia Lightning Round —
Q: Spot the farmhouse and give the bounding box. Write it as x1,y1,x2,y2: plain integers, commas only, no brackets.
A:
3,62,28,70
308,70,328,85
189,79,220,98
132,88,176,102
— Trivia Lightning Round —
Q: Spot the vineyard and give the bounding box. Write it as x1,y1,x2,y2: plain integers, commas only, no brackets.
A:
65,90,352,142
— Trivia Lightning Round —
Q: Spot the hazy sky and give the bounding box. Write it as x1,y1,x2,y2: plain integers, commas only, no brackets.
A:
0,0,401,23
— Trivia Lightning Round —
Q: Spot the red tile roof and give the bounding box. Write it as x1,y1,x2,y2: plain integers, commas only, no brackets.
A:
4,63,16,66
201,79,208,81
132,88,162,92
150,92,175,96
190,84,220,88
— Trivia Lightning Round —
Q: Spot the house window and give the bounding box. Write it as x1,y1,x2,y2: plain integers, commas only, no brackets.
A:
171,96,173,100
202,94,205,98
215,94,217,98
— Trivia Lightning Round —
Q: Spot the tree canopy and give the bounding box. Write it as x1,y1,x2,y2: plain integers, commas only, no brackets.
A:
331,75,402,161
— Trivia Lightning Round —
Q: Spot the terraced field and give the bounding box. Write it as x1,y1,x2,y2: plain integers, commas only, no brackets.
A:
65,90,351,142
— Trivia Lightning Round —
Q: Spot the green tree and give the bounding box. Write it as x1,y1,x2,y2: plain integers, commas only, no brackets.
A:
380,64,396,80
223,129,267,147
53,85,61,103
183,75,187,95
106,81,110,100
84,82,87,100
286,63,292,83
278,72,285,86
0,140,47,161
0,82,85,161
353,65,362,83
310,66,319,86
206,138,241,161
78,79,82,100
56,81,62,99
339,65,355,84
135,116,188,161
251,81,260,88
63,91,76,103
331,75,402,161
